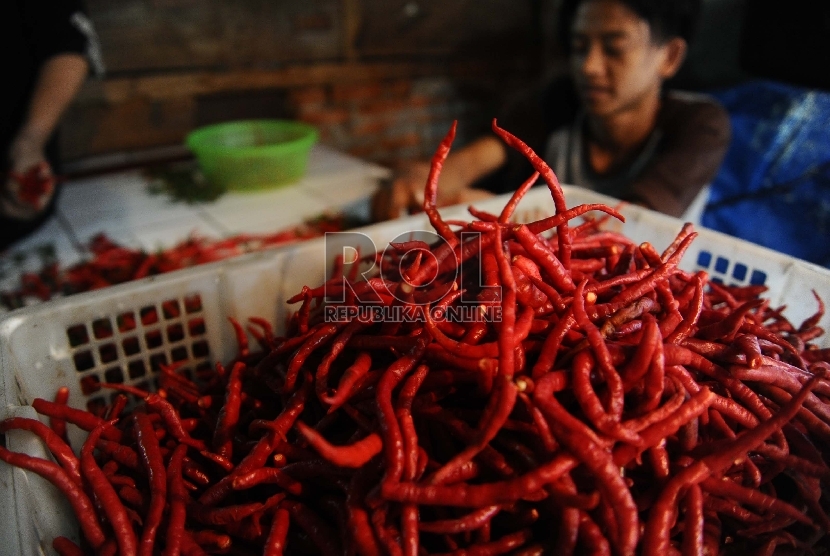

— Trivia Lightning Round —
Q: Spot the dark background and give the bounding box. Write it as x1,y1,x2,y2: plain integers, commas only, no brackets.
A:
61,0,829,175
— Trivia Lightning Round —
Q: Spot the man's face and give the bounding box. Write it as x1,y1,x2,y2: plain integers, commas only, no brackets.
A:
569,0,673,118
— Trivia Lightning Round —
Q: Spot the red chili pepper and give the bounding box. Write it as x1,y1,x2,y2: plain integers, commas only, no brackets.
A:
80,421,138,556
51,537,85,556
296,422,382,468
263,506,291,556
32,398,122,441
212,361,245,459
10,161,55,208
0,417,82,485
0,445,107,549
132,413,167,556
7,125,830,556
491,120,572,269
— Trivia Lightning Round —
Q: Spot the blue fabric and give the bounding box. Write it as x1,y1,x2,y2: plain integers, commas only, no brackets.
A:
703,80,830,268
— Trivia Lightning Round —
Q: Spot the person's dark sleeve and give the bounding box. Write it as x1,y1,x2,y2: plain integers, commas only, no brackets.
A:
22,0,103,75
628,96,731,218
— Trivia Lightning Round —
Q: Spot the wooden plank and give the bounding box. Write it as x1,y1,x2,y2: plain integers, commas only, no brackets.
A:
76,61,505,103
86,0,343,73
355,0,534,57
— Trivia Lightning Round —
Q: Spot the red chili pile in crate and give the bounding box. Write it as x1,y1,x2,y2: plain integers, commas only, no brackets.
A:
2,122,830,555
1,213,351,310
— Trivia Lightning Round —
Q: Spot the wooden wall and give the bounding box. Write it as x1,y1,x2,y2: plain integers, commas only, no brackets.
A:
62,0,547,173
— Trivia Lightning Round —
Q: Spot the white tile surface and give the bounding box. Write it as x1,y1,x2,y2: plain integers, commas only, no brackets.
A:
1,216,79,262
200,186,332,235
0,217,80,276
1,147,389,293
69,218,143,251
57,170,208,231
128,214,226,252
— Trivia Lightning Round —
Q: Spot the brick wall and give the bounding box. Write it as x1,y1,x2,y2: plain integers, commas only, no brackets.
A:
287,76,488,167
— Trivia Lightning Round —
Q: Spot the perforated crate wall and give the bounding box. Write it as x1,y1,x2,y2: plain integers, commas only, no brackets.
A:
64,292,212,414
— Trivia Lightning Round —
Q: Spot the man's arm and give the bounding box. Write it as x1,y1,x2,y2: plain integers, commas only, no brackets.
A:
11,53,89,174
2,54,89,219
374,135,508,221
628,96,731,218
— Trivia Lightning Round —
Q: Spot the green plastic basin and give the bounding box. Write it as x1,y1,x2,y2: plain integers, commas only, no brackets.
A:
186,119,318,191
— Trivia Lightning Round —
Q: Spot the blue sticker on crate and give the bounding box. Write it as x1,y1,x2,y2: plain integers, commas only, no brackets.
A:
694,250,767,287
750,270,767,285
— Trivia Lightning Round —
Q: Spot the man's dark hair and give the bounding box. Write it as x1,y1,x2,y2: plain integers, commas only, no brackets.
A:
558,0,702,51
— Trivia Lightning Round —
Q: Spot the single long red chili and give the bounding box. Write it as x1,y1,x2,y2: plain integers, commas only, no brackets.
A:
701,476,813,525
81,421,138,556
382,454,577,507
347,465,384,556
498,171,539,223
491,120,572,268
50,386,71,443
264,506,291,556
681,483,704,556
189,497,281,526
419,505,501,534
577,511,611,556
144,393,206,450
0,417,82,485
571,279,626,420
554,507,580,556
213,361,245,459
0,445,106,549
512,224,575,293
132,413,167,556
162,444,188,556
227,316,250,359
52,536,86,556
296,421,382,468
620,314,659,387
32,398,122,441
320,352,374,411
378,341,427,486
398,364,429,482
231,466,304,495
422,121,461,247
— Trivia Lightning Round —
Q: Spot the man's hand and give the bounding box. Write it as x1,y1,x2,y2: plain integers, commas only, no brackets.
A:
373,159,473,221
371,136,507,221
2,141,56,221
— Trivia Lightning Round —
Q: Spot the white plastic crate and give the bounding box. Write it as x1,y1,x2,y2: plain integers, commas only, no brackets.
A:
1,185,829,555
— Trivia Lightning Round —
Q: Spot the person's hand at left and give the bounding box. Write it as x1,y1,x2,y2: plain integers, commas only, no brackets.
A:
2,132,56,221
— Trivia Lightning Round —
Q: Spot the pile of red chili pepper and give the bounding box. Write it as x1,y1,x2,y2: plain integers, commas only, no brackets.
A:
0,213,353,310
9,160,56,210
2,121,830,555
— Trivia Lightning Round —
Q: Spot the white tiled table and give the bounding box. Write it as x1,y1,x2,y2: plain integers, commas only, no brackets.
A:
0,145,390,290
